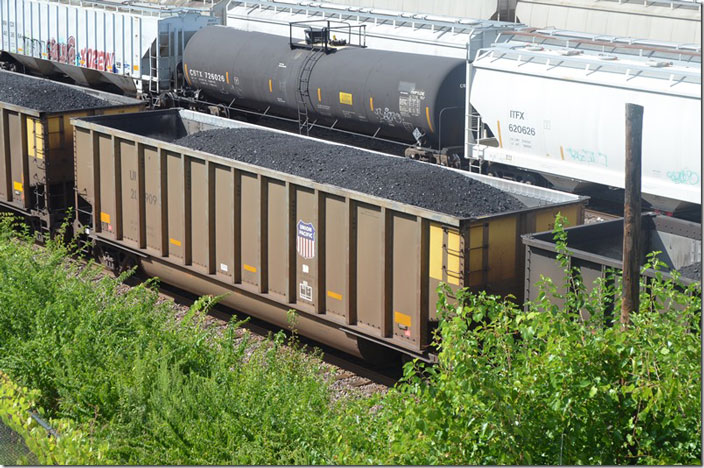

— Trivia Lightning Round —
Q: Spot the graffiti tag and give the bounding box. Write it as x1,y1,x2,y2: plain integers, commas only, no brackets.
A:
374,107,404,125
666,168,700,185
566,147,609,167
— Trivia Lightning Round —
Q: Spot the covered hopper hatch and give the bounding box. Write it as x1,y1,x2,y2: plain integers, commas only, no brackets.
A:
71,109,587,361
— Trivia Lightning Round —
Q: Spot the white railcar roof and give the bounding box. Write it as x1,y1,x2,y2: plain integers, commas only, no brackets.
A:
45,0,212,16
224,0,519,52
473,41,701,97
515,0,701,44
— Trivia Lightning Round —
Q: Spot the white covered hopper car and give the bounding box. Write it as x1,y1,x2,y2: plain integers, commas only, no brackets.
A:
0,0,216,95
467,34,701,213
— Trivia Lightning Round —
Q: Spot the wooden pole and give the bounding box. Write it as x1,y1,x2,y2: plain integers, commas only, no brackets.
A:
621,103,644,327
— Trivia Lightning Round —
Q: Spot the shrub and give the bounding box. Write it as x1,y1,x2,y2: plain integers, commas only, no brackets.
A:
337,215,701,465
0,214,345,464
0,212,699,465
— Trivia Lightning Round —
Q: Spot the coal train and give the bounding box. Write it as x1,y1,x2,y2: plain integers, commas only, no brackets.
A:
0,0,700,214
0,72,699,363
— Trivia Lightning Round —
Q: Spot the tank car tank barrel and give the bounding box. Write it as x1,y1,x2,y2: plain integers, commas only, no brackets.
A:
182,26,466,149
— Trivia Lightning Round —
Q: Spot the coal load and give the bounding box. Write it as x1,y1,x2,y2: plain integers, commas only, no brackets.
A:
172,128,526,218
677,262,701,281
0,71,109,112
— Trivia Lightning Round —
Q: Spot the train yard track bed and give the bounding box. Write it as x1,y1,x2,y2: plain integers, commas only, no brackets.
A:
0,70,109,112
151,281,396,398
172,128,526,218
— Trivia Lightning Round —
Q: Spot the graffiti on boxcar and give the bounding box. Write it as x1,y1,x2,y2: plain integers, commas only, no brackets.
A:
15,33,116,71
77,46,116,71
47,36,76,65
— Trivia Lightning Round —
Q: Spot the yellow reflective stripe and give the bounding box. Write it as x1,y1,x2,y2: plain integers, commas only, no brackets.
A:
447,230,461,286
243,264,257,273
169,238,181,247
425,106,434,133
327,290,342,301
268,79,273,93
429,223,443,281
369,97,374,111
394,311,411,328
497,120,503,148
317,88,322,102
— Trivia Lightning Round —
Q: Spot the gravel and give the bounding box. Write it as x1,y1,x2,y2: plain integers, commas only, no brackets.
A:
173,128,526,218
677,261,701,281
0,71,110,112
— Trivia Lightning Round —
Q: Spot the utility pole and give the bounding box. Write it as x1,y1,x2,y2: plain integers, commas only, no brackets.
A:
621,103,644,328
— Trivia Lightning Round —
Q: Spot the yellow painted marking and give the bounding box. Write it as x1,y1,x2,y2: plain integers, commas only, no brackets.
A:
226,71,229,84
27,118,36,158
496,120,503,148
317,87,322,102
327,290,343,301
369,97,374,111
133,65,139,71
184,64,191,86
394,311,411,328
560,145,565,160
339,92,353,105
425,106,434,133
13,181,23,192
429,223,443,281
447,230,461,286
169,238,181,247
243,264,257,273
268,79,273,93
100,212,111,224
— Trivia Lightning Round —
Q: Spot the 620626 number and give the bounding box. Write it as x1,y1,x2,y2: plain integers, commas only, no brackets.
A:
508,124,535,136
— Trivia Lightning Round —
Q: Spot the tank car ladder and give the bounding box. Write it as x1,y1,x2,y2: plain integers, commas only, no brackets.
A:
295,47,325,136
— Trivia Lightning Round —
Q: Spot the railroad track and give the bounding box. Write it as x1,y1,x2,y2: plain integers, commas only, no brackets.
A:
148,278,402,390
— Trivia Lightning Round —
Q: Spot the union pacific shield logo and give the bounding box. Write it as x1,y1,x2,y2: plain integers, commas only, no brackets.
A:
297,220,315,259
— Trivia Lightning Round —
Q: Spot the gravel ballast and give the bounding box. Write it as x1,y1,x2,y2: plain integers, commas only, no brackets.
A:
173,128,526,218
0,71,110,112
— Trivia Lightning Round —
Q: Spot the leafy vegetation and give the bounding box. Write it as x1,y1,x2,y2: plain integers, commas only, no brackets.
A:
0,213,700,465
0,215,341,464
338,215,701,465
0,371,107,465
